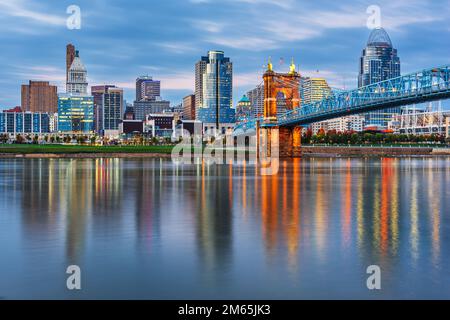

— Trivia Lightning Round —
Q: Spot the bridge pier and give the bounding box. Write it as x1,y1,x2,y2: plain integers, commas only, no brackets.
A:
257,125,302,158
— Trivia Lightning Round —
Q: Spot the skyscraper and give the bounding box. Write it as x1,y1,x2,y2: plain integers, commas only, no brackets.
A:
358,27,401,127
67,50,88,95
247,85,264,118
59,46,94,134
300,77,331,105
103,87,124,136
195,50,235,128
91,85,116,133
182,94,195,120
21,80,58,113
136,76,161,102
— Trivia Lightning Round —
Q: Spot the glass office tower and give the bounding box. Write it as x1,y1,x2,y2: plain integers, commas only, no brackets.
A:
195,51,235,126
58,94,94,133
358,27,401,128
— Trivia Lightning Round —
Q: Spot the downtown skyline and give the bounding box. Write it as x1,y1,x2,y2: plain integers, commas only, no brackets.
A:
0,0,449,109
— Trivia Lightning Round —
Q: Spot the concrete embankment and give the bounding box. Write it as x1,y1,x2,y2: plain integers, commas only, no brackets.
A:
300,146,447,157
0,153,173,159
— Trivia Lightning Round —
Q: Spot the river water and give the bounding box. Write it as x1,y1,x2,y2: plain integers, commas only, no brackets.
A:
0,157,449,299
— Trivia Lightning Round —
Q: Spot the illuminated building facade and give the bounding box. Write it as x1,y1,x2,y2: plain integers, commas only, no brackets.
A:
300,77,331,104
0,111,51,134
57,94,94,133
358,27,401,128
195,50,235,126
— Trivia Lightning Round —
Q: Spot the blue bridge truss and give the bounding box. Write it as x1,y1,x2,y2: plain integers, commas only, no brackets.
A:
234,65,450,133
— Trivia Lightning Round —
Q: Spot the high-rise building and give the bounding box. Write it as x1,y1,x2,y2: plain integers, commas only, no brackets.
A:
300,77,331,104
66,44,76,84
195,50,235,127
247,85,264,118
136,76,161,102
103,87,123,137
21,81,58,113
67,50,88,95
60,46,94,134
358,27,401,128
57,94,94,133
91,85,116,133
182,94,195,120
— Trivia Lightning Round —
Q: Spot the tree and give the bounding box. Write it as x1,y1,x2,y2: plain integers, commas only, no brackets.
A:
16,134,24,144
0,134,8,144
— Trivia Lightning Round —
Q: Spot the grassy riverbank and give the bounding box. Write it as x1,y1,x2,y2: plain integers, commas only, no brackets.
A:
0,144,175,154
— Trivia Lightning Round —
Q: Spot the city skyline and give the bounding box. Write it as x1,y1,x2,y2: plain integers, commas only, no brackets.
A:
0,0,449,110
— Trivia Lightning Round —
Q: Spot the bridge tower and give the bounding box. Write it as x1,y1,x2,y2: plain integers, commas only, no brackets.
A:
259,58,302,157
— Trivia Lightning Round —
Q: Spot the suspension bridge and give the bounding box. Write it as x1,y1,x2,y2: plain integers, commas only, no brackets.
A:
233,63,450,157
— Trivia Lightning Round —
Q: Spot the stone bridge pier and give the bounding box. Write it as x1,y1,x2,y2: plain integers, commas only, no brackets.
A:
258,125,302,158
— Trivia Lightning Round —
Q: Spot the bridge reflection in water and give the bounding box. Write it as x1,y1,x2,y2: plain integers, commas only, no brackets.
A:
0,157,449,299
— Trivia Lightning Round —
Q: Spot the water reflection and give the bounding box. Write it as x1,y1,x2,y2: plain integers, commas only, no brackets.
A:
0,157,449,299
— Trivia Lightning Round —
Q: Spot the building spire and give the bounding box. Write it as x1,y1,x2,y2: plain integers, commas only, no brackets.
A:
289,57,296,74
267,56,273,72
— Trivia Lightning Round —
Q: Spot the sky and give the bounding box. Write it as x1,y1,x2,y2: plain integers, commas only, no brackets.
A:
0,0,449,110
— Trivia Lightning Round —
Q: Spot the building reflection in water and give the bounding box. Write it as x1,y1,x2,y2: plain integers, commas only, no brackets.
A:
19,158,123,263
4,155,449,298
195,160,233,282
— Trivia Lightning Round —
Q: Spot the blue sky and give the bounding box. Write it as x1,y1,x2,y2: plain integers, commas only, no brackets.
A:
0,0,449,110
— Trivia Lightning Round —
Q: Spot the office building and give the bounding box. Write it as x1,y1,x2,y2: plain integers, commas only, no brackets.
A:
103,87,123,137
358,27,401,128
136,76,161,102
195,50,235,126
91,85,116,134
247,85,264,118
133,99,171,120
182,94,195,120
57,94,94,133
91,85,123,136
300,77,331,104
21,81,58,113
0,110,51,134
67,50,88,95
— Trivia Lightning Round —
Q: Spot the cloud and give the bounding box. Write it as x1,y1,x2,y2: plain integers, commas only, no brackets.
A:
192,0,445,52
0,0,66,26
204,36,280,51
157,42,198,54
191,20,225,33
